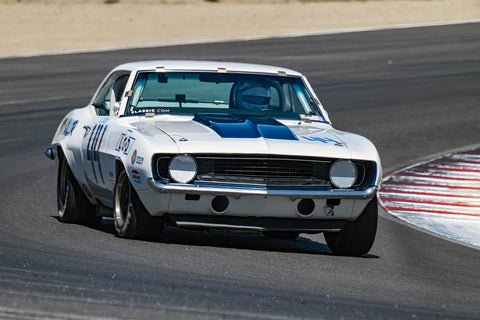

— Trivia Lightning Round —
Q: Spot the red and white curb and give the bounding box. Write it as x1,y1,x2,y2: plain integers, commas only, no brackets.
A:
378,149,480,249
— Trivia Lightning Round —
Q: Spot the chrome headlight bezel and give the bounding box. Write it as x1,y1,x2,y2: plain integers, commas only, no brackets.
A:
329,159,358,189
168,154,198,184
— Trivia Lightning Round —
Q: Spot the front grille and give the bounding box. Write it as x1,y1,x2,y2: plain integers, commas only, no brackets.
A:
196,157,331,186
155,154,374,188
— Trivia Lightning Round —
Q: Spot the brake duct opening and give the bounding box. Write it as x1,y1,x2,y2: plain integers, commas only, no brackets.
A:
296,199,315,217
211,196,229,214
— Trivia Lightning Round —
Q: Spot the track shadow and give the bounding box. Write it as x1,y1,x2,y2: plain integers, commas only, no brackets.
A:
52,216,379,258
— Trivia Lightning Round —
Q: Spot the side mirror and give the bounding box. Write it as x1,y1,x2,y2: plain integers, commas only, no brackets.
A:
110,101,121,117
107,88,121,116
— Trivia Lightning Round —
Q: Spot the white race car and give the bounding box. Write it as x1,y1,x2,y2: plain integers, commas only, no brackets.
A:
46,61,381,256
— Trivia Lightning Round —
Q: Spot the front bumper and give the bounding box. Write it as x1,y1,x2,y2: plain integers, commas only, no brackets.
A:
147,178,377,200
139,178,378,223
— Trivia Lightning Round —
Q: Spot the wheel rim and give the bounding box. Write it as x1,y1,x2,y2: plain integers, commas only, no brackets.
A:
114,171,132,227
58,159,70,216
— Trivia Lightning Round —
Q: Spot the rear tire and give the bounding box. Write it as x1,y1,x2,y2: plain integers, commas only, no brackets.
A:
57,154,101,227
324,196,378,256
114,168,164,240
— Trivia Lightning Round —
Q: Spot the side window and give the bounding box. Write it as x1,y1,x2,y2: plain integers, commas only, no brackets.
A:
92,71,130,116
106,75,129,104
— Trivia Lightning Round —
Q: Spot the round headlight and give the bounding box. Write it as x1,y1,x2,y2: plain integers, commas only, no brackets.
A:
168,154,197,183
329,160,357,189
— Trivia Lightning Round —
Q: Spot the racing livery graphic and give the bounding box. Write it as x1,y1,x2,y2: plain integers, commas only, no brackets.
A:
46,61,382,256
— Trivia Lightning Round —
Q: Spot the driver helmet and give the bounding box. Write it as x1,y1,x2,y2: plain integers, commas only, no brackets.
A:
234,81,271,110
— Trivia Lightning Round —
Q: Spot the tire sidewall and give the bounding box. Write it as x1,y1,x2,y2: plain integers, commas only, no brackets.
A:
57,156,79,222
325,196,378,256
113,168,164,240
114,169,138,238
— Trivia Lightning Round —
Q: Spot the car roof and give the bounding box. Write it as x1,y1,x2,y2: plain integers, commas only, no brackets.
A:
113,60,303,77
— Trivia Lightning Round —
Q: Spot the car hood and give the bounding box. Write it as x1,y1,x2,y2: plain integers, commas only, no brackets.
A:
131,114,377,161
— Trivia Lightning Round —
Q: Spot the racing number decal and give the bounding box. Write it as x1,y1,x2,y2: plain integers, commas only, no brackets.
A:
115,131,135,155
86,124,108,184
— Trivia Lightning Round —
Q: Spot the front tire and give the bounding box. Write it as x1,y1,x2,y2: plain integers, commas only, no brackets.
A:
114,168,164,240
324,196,378,256
57,154,101,226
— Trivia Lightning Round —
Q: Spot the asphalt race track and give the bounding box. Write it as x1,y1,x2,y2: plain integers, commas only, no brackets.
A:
1,23,479,319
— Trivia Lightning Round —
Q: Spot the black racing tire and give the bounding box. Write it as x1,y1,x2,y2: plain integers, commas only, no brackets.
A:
57,153,101,227
263,231,300,240
113,168,164,240
324,196,378,256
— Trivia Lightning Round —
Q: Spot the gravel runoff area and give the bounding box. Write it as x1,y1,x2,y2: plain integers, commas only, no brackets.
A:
1,0,479,58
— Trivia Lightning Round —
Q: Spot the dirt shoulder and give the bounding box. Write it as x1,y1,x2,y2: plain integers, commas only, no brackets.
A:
1,0,479,57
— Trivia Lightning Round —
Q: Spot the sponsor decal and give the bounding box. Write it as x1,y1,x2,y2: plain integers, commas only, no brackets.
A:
324,205,335,217
131,169,141,184
291,128,324,136
131,149,137,165
130,108,171,115
98,117,109,124
131,150,144,165
135,155,144,165
59,118,78,136
86,123,108,184
57,118,68,135
83,126,91,138
301,136,345,147
115,131,135,155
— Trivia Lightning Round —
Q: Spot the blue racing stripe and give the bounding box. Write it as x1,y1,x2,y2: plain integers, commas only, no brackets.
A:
193,113,297,140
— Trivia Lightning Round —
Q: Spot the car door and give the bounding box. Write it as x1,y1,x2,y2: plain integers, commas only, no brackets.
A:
81,71,130,207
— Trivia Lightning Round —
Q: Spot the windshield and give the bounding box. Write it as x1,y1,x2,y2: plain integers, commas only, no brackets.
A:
124,71,325,121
